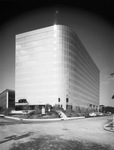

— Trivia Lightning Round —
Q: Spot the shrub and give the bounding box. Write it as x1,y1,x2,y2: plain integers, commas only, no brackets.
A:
64,106,92,117
34,105,41,115
0,107,4,114
52,104,64,112
23,105,29,113
45,104,52,113
51,113,60,118
74,106,81,113
4,108,13,115
65,105,72,117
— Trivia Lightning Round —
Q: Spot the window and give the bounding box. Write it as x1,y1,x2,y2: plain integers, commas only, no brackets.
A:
66,98,69,103
58,98,60,102
66,104,68,109
89,104,92,107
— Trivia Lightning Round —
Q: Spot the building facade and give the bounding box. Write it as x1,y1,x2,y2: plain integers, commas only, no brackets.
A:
0,89,15,109
16,25,100,110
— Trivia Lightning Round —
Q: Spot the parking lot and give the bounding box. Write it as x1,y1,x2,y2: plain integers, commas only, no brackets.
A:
0,115,114,150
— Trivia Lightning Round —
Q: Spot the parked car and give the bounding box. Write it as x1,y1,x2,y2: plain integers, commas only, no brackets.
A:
89,112,97,117
85,113,90,118
107,112,111,115
98,112,103,116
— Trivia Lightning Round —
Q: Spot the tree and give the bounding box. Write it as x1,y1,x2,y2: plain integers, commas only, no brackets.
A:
112,95,114,99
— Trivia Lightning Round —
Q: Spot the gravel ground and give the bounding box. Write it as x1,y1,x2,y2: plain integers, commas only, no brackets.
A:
0,115,114,150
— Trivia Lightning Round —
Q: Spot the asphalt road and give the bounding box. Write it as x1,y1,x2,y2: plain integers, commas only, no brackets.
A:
0,115,114,150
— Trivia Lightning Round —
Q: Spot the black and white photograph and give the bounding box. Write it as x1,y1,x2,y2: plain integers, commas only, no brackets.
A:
0,0,114,150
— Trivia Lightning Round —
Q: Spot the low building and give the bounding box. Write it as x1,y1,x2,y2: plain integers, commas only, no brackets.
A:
0,89,15,110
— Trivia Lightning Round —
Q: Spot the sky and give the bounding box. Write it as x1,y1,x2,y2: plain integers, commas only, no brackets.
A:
0,1,114,106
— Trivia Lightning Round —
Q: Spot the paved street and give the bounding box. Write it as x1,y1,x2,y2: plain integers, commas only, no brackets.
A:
0,115,114,150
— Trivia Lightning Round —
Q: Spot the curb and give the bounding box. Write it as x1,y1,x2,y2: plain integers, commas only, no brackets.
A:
103,122,114,132
103,126,114,132
4,116,85,123
64,116,85,121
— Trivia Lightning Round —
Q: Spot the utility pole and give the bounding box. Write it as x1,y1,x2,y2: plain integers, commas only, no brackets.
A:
110,72,114,101
110,73,114,124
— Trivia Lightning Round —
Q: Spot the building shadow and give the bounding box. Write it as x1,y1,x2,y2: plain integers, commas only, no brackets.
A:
0,132,33,144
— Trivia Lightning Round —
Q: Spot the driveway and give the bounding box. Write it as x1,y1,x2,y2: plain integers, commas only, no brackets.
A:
0,115,114,150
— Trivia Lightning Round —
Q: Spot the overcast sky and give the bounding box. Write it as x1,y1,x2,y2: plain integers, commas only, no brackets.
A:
0,1,114,106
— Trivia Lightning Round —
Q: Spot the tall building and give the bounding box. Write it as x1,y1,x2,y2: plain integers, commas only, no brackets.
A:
15,25,100,110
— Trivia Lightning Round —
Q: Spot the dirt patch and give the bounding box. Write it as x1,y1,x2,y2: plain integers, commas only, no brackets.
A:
9,135,113,150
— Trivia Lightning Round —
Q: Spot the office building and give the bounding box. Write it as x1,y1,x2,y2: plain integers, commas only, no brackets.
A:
15,25,100,110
